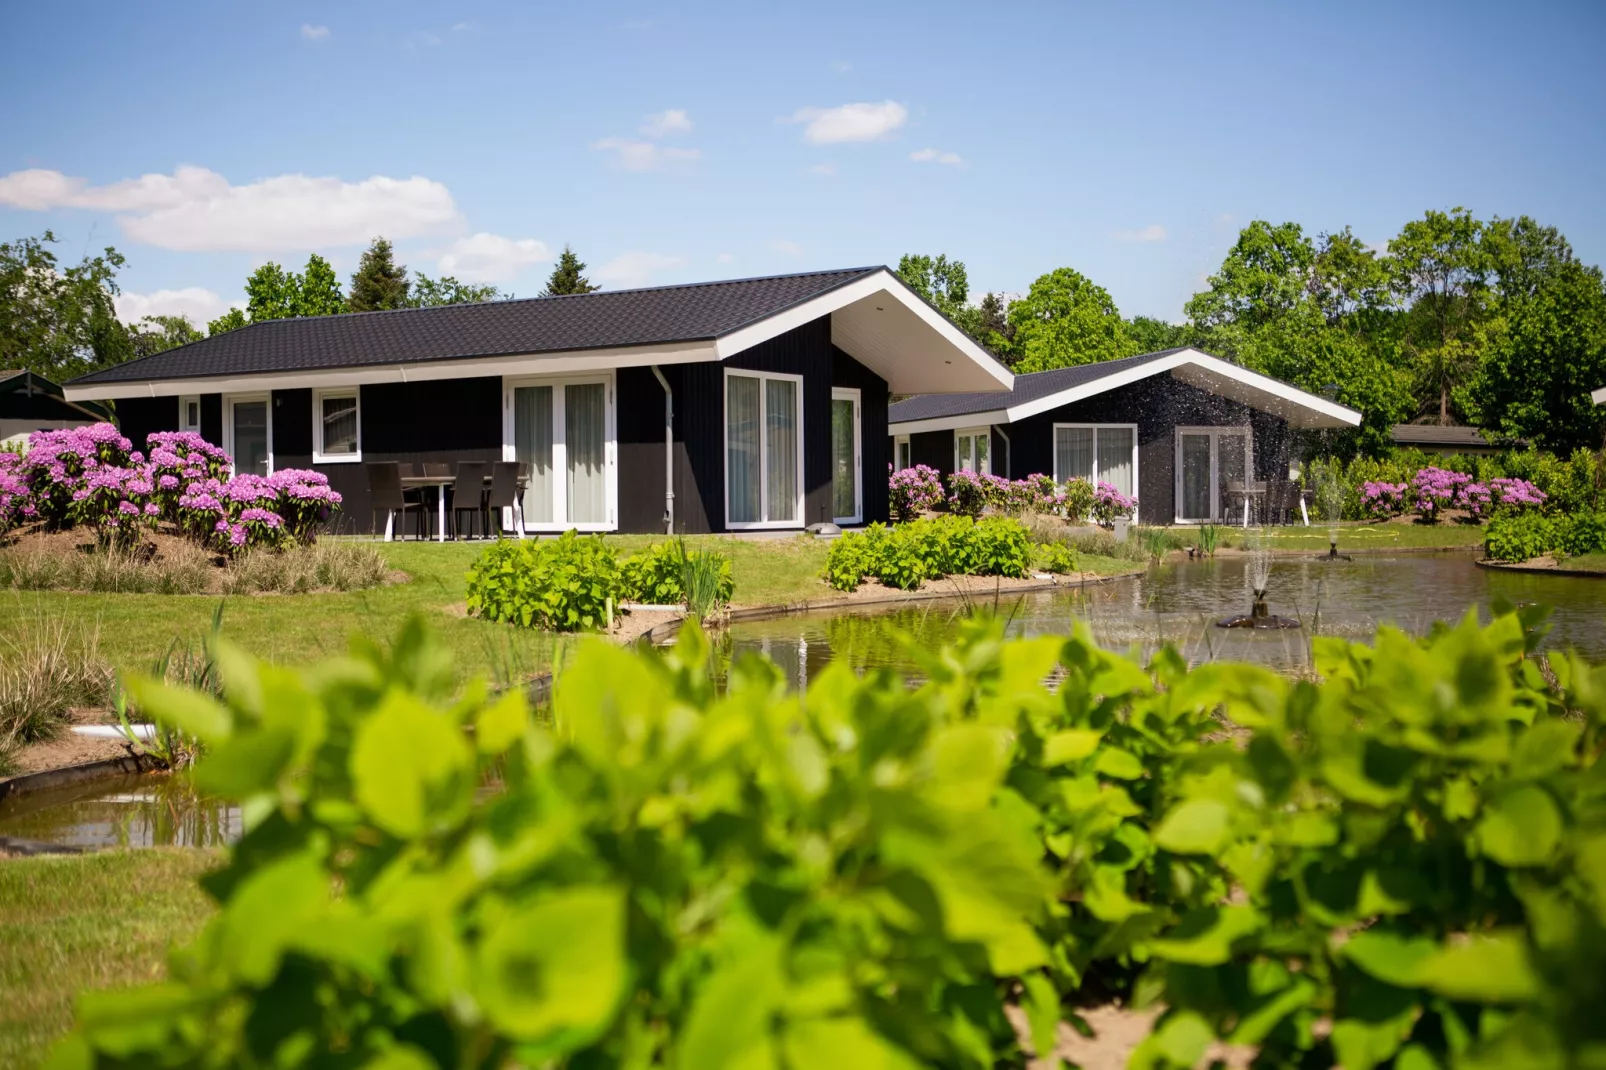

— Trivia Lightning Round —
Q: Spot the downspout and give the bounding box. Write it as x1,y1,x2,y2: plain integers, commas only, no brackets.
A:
650,365,675,534
993,424,1011,478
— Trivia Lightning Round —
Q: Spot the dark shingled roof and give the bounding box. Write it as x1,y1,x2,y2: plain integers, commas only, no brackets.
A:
69,267,882,386
889,348,1190,423
1390,424,1518,448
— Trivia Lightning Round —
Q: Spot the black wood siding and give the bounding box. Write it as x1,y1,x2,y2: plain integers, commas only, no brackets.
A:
113,396,178,451
910,429,953,474
832,346,890,524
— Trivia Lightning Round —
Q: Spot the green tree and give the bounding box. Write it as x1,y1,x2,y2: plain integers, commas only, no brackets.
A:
1005,267,1135,372
348,237,411,311
1469,217,1606,450
410,273,505,307
1310,227,1392,324
208,308,249,336
130,314,204,359
245,262,298,322
1186,221,1319,342
976,291,1015,360
293,254,347,317
895,252,984,337
540,245,599,297
0,230,132,380
1125,316,1190,353
1388,207,1489,426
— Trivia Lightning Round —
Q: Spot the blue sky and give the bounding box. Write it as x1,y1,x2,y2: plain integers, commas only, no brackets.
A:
3,0,1603,328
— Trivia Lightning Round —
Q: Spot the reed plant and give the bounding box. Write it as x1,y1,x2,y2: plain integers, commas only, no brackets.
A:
0,609,113,768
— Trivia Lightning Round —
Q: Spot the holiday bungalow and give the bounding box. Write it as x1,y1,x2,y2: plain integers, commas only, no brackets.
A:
888,347,1362,526
62,267,1011,535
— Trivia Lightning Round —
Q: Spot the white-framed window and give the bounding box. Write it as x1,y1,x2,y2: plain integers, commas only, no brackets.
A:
501,372,617,532
312,388,362,464
1174,425,1253,524
955,427,990,474
894,434,911,471
725,368,804,529
179,395,201,434
223,394,273,476
1053,423,1138,500
831,387,862,525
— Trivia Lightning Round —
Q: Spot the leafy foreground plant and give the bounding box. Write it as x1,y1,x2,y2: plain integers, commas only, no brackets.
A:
51,608,1606,1070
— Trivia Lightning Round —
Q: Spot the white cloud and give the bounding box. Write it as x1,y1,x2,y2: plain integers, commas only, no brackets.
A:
808,163,837,177
590,138,699,172
0,166,461,252
115,288,241,328
1112,224,1168,243
410,30,443,46
639,109,692,137
451,22,473,32
910,148,963,166
301,23,329,41
436,233,550,283
594,251,688,287
768,239,803,256
785,100,907,144
715,252,736,265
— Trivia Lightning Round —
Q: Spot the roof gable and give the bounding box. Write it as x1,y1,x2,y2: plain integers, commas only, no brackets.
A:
889,347,1360,431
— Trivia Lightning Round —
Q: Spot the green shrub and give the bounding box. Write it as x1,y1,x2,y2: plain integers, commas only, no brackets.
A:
1557,511,1606,558
1032,540,1078,574
465,530,619,631
1484,512,1559,562
822,516,1030,592
57,607,1606,1070
618,538,733,609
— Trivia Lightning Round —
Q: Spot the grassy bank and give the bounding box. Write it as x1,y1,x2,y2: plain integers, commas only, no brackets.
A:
0,849,218,1068
1217,521,1488,552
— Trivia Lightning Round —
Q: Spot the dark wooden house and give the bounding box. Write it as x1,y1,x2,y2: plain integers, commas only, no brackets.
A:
889,347,1360,525
1,369,111,444
63,268,1010,534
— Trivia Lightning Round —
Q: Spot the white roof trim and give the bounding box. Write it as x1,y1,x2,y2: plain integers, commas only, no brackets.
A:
1593,385,1606,406
63,341,719,401
714,268,1013,393
889,348,1361,433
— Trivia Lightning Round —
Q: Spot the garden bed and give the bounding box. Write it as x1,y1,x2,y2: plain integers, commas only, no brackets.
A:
0,522,400,595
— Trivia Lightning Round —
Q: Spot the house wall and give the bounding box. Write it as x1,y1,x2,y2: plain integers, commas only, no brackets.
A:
109,317,891,536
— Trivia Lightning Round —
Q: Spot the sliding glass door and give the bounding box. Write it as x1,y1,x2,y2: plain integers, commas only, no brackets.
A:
1174,426,1252,523
726,370,802,528
506,375,615,531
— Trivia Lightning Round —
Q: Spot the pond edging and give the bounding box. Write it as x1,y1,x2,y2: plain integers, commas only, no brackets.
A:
1473,558,1606,579
0,752,167,805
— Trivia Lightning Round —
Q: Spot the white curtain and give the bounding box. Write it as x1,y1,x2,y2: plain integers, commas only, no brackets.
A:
320,395,358,455
1096,427,1134,497
566,383,607,524
1056,427,1094,483
765,378,799,523
727,375,761,523
514,386,553,523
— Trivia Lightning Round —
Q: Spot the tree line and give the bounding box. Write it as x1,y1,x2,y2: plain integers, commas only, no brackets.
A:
897,209,1606,454
0,234,601,381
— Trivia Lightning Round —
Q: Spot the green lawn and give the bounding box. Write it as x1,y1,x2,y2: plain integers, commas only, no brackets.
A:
0,849,219,1069
1213,522,1488,552
1560,552,1606,573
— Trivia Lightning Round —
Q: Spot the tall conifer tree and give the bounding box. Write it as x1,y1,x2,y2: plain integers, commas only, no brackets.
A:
540,245,599,296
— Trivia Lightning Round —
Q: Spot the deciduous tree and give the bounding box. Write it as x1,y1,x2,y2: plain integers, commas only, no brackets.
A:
1005,267,1134,372
294,254,347,317
130,314,203,359
208,308,248,336
245,262,297,322
410,274,505,307
1388,207,1489,426
0,230,132,380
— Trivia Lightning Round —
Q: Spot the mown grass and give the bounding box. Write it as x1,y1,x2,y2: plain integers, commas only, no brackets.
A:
0,849,219,1069
1217,522,1488,552
1560,552,1606,572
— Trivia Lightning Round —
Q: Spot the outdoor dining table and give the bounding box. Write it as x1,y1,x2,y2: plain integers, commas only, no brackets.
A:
391,471,526,542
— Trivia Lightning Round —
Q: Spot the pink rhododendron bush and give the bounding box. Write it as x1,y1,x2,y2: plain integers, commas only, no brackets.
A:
1356,469,1547,523
931,468,1104,520
0,424,341,553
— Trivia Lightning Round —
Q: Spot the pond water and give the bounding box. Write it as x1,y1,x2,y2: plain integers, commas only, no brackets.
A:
4,552,1599,850
717,553,1606,685
0,772,240,849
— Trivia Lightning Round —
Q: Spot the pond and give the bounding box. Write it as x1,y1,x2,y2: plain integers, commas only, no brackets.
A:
0,772,240,850
5,552,1599,850
717,552,1606,685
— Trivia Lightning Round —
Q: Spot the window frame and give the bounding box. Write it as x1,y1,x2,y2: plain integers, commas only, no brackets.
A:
1051,422,1139,499
831,386,862,525
179,395,201,435
723,368,806,531
222,393,273,476
500,371,618,534
1172,424,1254,524
894,434,911,472
954,426,991,475
311,388,363,464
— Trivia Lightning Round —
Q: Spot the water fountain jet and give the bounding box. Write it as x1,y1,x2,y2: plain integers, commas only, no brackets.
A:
1217,529,1300,629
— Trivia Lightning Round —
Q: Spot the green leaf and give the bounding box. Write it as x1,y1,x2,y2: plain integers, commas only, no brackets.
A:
1094,747,1144,780
475,688,529,754
476,886,628,1043
1020,973,1060,1059
1130,1010,1213,1070
350,690,474,839
676,934,786,1069
781,1016,919,1070
1153,798,1232,855
1148,905,1263,966
1043,729,1102,765
120,673,232,742
1477,785,1561,867
1419,933,1540,1003
1340,930,1439,988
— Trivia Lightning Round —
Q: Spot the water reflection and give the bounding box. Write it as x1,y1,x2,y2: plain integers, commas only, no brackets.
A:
719,554,1606,685
0,773,240,849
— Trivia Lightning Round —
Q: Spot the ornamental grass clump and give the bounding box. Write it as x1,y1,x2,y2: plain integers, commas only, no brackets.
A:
888,463,944,520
